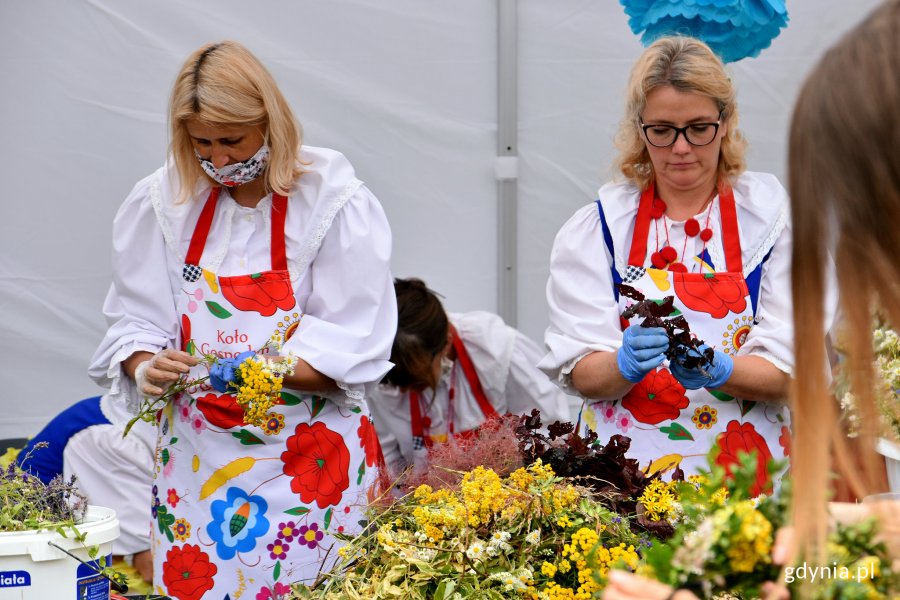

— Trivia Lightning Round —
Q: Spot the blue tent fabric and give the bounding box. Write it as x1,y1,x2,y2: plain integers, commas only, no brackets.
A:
620,0,789,63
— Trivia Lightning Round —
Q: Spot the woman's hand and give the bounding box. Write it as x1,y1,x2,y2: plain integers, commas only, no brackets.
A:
668,344,734,389
208,351,255,392
759,526,793,599
128,349,198,397
617,325,669,383
603,570,697,600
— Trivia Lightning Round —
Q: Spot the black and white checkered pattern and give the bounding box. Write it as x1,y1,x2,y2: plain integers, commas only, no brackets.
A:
412,436,426,451
623,265,645,283
183,263,203,283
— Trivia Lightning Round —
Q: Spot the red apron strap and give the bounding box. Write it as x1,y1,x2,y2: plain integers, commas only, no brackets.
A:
270,193,289,272
450,325,500,420
185,189,289,271
717,182,743,273
627,184,656,267
409,390,432,448
185,187,221,266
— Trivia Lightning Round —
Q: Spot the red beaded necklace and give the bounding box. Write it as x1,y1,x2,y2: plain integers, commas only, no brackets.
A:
649,194,715,273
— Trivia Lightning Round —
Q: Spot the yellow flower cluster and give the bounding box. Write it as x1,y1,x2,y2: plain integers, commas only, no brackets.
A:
506,460,580,517
637,479,678,522
591,542,640,577
234,356,284,427
688,475,729,506
460,466,513,527
411,485,466,540
535,528,640,600
564,527,601,597
714,500,773,573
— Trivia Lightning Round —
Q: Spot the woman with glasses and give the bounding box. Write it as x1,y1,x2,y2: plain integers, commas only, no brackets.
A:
539,35,818,485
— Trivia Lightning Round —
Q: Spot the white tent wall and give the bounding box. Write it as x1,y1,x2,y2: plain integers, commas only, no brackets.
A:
0,0,881,439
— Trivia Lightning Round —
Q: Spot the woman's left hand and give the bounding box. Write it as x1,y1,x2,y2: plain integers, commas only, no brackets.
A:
669,345,733,390
208,350,255,392
603,570,698,600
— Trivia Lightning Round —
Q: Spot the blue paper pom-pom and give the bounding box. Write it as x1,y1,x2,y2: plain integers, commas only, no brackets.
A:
621,0,789,63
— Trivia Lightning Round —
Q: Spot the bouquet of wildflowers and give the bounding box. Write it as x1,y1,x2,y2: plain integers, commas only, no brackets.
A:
836,321,900,443
638,451,900,598
125,332,298,435
290,461,643,599
639,451,786,599
209,348,299,427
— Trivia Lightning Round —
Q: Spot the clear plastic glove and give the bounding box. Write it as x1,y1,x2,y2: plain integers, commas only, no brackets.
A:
134,349,198,397
669,344,734,390
616,325,670,383
208,351,256,393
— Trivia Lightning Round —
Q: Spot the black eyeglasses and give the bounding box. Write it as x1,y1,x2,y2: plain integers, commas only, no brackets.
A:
640,116,721,147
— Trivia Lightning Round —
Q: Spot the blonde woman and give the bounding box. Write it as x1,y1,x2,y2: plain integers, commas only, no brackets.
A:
541,36,815,489
604,2,900,598
89,41,396,596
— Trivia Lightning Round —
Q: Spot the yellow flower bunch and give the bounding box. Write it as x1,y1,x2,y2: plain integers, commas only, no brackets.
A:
234,355,284,427
460,466,514,527
411,485,467,540
686,474,729,507
532,528,640,600
637,479,678,522
591,542,640,577
712,500,773,573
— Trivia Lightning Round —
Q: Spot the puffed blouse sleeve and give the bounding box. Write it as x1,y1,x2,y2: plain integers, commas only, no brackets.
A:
89,170,180,412
539,198,629,395
732,172,813,375
282,183,396,404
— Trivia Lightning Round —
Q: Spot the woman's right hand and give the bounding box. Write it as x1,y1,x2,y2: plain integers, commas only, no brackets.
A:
131,349,198,397
616,325,669,383
603,570,697,599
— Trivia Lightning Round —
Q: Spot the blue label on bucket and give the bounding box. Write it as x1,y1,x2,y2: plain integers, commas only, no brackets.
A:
0,570,31,588
76,555,111,600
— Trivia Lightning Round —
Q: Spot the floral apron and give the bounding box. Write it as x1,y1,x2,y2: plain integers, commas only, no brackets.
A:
583,182,789,496
409,326,500,471
151,188,381,599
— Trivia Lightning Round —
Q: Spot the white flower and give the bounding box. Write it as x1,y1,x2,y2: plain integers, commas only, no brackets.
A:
525,529,541,545
465,541,485,561
490,531,511,544
489,570,527,591
670,501,685,524
672,518,715,575
415,547,437,561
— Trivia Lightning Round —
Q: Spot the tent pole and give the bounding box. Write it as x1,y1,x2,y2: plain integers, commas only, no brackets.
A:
497,0,519,326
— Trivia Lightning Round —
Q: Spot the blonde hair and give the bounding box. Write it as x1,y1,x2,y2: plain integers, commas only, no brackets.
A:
615,36,747,189
168,40,303,202
789,0,900,564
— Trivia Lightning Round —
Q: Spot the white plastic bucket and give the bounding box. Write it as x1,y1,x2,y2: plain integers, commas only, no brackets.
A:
876,438,900,493
0,505,119,600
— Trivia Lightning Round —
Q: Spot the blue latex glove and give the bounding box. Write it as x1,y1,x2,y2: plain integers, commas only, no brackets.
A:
669,344,734,390
208,351,255,393
616,325,670,383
